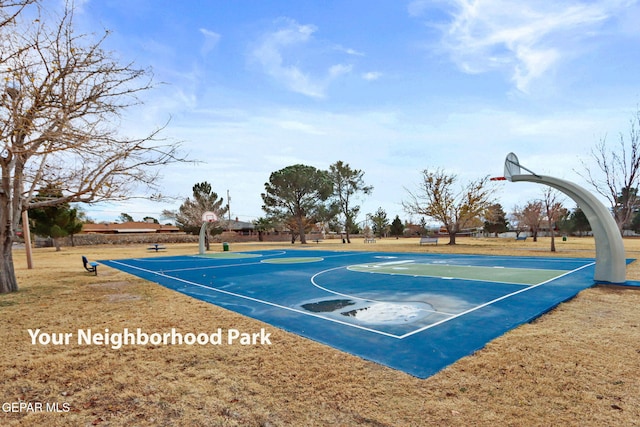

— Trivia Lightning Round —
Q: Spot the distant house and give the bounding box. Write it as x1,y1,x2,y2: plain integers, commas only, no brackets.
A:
221,218,255,236
81,221,181,234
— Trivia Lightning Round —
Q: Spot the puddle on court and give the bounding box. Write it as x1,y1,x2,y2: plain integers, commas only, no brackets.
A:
341,302,434,324
301,299,355,312
299,298,434,325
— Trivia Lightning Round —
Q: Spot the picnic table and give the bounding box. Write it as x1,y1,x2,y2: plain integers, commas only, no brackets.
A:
147,244,167,252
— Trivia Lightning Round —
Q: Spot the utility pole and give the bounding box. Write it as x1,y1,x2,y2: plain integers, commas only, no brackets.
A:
227,189,232,231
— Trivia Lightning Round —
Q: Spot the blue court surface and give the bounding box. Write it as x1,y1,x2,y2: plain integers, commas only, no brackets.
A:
101,249,602,378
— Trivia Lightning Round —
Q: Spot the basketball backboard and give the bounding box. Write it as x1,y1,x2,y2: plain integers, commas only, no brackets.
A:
202,211,218,223
504,152,521,181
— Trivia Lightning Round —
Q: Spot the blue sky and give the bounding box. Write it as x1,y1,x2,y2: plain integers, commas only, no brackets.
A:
70,0,640,225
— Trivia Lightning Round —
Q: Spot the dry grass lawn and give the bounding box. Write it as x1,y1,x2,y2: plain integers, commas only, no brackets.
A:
1,237,639,426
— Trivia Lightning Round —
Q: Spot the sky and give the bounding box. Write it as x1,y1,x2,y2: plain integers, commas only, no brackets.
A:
64,0,640,225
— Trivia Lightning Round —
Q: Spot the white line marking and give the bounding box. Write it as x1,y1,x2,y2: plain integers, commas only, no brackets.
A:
395,261,596,339
108,259,403,339
107,257,596,341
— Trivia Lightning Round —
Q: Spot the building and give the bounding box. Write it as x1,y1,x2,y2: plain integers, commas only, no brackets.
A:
81,221,181,234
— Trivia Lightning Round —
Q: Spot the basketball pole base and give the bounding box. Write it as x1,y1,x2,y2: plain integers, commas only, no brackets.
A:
199,211,219,255
198,222,208,255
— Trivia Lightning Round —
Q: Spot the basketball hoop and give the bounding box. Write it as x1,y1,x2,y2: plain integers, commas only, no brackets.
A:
202,211,218,223
490,176,507,181
504,152,540,181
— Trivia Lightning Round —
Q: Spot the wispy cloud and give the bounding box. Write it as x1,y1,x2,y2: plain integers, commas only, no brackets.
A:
422,0,628,92
335,45,365,56
199,28,221,56
362,71,382,81
250,18,353,98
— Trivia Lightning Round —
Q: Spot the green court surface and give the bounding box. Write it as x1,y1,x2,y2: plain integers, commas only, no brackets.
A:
348,262,568,285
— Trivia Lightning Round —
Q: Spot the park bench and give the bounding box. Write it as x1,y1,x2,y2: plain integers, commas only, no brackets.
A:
515,236,527,241
147,244,167,252
364,238,376,243
311,239,323,244
419,237,439,245
82,256,98,275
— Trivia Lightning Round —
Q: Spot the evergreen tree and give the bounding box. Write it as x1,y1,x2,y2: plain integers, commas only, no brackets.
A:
327,161,373,243
162,182,227,250
390,215,405,238
261,164,333,244
570,207,591,236
483,203,509,237
370,207,389,238
29,186,83,251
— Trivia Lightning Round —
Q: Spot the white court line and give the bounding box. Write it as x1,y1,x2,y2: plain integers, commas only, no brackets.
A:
107,257,595,341
396,261,596,339
107,259,403,339
346,263,567,287
309,266,454,316
163,260,266,273
165,250,366,273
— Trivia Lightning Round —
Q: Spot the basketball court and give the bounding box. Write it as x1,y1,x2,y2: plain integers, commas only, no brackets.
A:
100,248,604,378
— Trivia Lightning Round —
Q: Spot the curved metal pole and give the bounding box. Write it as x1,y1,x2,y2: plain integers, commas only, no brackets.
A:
198,222,208,255
510,174,626,284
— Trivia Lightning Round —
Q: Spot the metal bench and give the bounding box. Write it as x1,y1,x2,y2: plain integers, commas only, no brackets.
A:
82,256,98,275
419,237,439,245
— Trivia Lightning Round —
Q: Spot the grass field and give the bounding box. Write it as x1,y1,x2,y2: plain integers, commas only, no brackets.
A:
1,236,639,426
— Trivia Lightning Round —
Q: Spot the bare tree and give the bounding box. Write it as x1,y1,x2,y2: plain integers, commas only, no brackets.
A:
509,205,528,238
0,3,186,293
404,169,494,245
541,188,566,252
519,201,544,242
578,108,640,234
0,1,35,28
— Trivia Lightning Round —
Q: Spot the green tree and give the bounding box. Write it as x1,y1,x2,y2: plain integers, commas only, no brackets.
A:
261,164,333,244
483,203,509,237
369,207,389,238
630,211,640,234
66,208,84,247
118,213,134,223
252,217,273,242
404,169,494,245
29,186,83,251
390,215,405,238
569,207,591,235
328,161,373,243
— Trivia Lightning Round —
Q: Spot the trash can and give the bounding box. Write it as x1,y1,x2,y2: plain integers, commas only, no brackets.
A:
562,235,567,242
223,242,229,251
